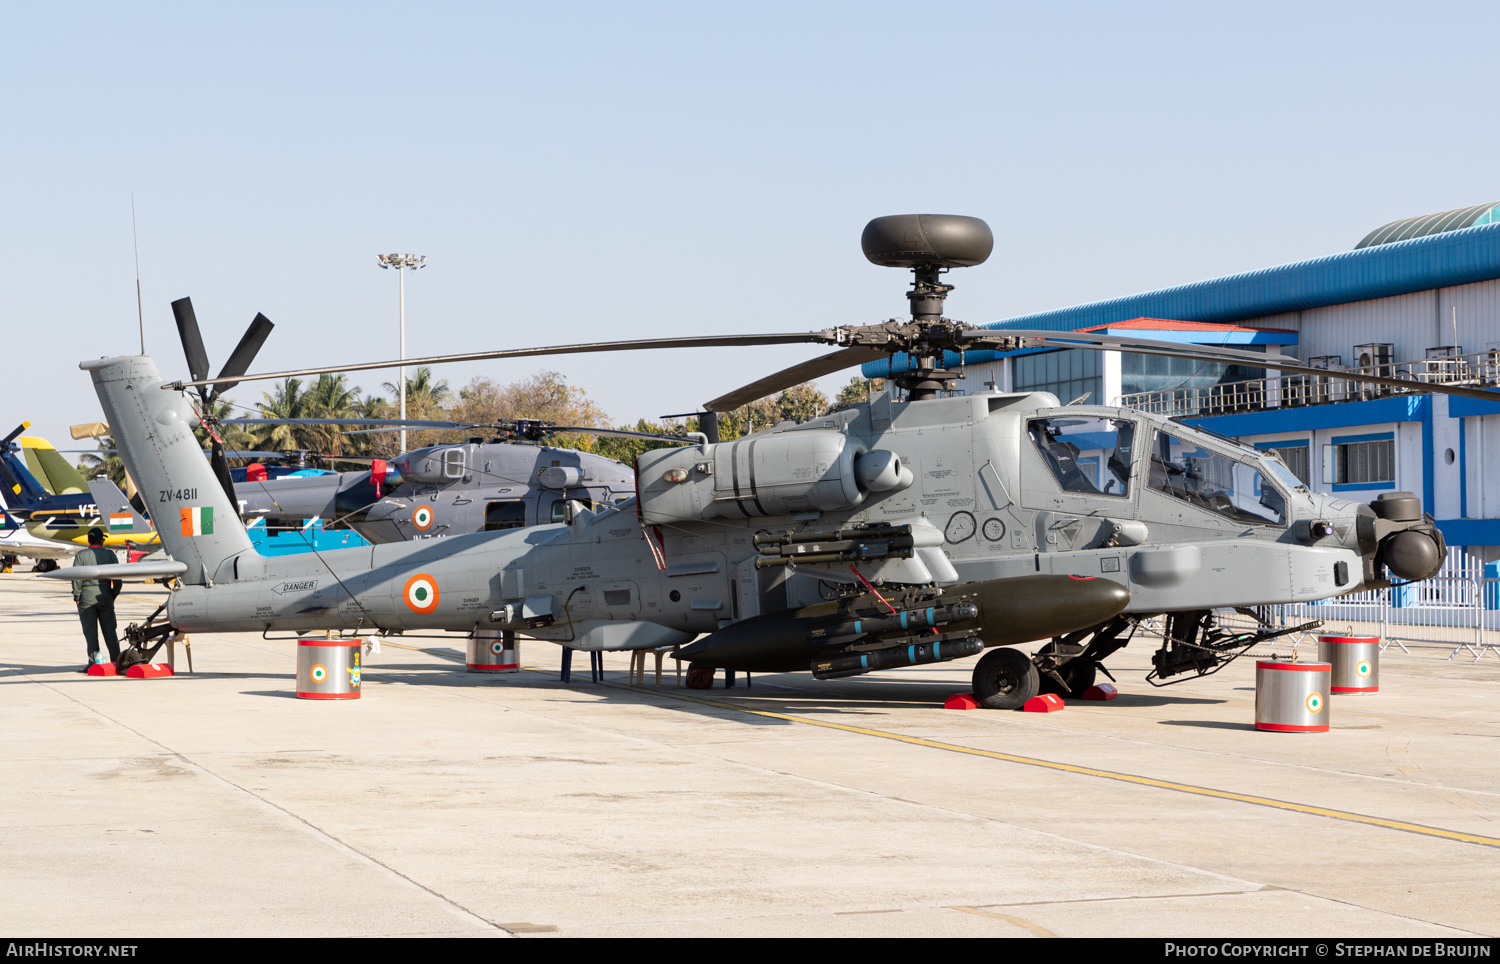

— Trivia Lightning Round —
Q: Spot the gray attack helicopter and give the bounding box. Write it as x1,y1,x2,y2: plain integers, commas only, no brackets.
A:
50,214,1458,708
222,420,641,545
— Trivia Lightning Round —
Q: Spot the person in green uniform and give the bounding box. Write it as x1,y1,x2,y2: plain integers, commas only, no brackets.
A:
73,527,122,671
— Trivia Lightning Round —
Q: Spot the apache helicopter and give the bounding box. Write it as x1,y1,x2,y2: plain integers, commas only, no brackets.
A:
50,214,1461,708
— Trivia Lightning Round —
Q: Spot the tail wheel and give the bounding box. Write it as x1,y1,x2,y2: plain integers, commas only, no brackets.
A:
972,647,1039,710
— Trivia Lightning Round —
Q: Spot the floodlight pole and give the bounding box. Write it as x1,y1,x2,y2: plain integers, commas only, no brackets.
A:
377,253,427,452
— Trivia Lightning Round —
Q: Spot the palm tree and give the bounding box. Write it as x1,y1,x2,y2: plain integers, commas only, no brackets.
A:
303,374,362,456
256,378,313,452
381,366,449,407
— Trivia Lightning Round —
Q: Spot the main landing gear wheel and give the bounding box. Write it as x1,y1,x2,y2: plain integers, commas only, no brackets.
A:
972,647,1040,710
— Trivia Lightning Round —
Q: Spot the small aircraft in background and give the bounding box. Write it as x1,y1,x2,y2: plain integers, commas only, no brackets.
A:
0,423,156,567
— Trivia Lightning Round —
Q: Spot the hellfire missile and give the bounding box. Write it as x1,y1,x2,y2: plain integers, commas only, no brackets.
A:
812,637,985,680
673,573,1131,673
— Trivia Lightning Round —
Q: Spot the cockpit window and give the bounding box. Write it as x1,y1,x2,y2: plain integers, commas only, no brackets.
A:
1027,416,1136,497
1149,430,1285,525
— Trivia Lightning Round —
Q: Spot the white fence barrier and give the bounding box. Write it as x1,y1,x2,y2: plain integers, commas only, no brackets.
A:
1261,547,1500,662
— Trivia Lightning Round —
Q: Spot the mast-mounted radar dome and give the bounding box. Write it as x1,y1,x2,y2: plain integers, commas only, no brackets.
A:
861,214,993,268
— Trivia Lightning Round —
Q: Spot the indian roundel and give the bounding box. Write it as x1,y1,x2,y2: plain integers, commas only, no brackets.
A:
412,505,435,530
310,664,328,683
403,573,441,614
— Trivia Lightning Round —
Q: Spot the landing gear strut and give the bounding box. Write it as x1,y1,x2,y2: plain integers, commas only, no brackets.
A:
1034,616,1135,696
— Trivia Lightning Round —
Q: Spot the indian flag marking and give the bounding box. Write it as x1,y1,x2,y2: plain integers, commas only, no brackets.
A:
179,506,215,537
109,512,133,532
1356,660,1372,678
403,573,440,614
412,505,434,530
490,640,505,656
310,664,328,683
1306,692,1324,714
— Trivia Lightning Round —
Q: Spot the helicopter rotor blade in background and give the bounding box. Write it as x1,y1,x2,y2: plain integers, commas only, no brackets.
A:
544,425,698,444
704,345,890,413
226,418,492,429
212,313,276,395
169,331,844,392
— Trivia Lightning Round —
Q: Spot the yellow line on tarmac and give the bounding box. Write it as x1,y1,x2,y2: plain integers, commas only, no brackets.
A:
384,642,1500,851
644,687,1500,851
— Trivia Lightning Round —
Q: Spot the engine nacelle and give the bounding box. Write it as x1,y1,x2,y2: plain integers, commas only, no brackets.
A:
640,430,894,524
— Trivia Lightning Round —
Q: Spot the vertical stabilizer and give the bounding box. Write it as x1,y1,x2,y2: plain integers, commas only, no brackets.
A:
81,355,252,584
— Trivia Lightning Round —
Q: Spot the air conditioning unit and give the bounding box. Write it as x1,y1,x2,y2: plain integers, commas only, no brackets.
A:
1308,355,1342,370
1426,346,1461,360
1354,343,1393,369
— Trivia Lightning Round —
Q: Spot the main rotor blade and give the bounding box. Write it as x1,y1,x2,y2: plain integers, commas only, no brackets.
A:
705,346,889,413
170,331,843,392
171,298,212,397
969,330,1500,404
213,313,276,395
965,329,1299,367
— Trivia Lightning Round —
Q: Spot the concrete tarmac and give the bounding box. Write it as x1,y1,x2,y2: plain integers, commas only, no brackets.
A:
2,574,1498,938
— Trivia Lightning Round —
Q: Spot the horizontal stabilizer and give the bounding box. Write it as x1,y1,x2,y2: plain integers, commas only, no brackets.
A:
40,560,188,582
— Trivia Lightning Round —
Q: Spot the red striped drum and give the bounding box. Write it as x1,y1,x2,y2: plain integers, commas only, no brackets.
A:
468,628,519,673
1254,660,1330,732
296,639,362,700
1317,635,1379,694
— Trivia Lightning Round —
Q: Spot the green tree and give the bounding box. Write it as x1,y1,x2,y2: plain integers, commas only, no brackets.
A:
828,376,884,413
382,366,450,407
302,374,363,456
591,419,686,466
255,378,314,452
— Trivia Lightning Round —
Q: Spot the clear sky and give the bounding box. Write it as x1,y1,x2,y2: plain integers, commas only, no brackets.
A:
5,1,1499,450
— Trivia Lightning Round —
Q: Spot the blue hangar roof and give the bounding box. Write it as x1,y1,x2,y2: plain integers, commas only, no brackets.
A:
862,219,1500,378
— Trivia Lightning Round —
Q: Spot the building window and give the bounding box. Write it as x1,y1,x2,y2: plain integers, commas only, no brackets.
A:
1323,438,1394,486
1262,445,1310,485
1120,349,1265,397
1014,349,1102,406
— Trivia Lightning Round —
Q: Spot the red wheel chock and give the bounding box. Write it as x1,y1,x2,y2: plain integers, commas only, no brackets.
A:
126,663,174,679
1080,683,1119,701
943,693,981,710
86,663,118,677
1023,693,1065,713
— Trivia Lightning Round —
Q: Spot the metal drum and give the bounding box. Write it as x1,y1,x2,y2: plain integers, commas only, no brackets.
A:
467,628,519,673
1317,635,1379,694
1254,660,1330,732
296,639,362,700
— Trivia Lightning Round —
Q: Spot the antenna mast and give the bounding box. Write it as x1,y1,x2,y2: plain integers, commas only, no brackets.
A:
132,193,144,354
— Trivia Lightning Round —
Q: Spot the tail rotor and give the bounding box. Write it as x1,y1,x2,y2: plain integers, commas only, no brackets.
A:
170,297,275,518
